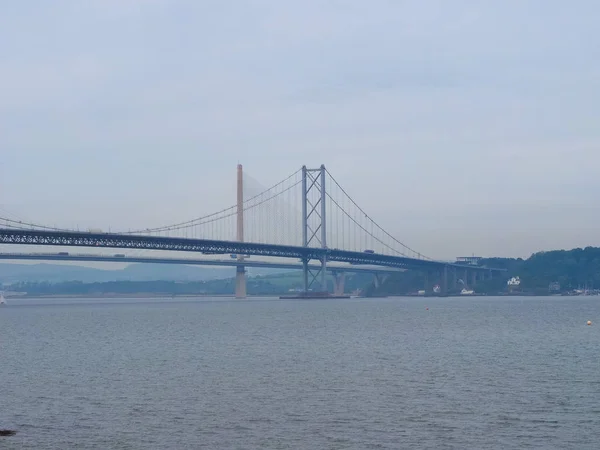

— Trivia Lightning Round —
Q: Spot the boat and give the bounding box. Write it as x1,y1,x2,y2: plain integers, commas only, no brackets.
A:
460,288,474,295
0,292,6,305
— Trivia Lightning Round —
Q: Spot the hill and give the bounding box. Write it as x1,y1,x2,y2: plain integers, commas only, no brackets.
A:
477,246,600,294
374,246,600,295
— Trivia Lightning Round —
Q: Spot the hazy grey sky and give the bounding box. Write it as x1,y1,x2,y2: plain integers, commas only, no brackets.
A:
1,0,599,259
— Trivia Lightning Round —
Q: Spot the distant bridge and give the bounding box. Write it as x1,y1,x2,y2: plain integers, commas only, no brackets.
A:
0,252,401,274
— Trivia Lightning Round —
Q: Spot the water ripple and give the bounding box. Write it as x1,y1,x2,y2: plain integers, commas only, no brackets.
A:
1,295,599,449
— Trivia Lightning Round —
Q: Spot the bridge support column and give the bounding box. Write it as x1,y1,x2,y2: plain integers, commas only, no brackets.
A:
460,269,469,290
332,272,346,296
424,271,430,294
452,267,458,290
441,265,448,296
302,259,309,293
235,266,247,298
373,273,388,289
471,271,477,288
236,163,247,298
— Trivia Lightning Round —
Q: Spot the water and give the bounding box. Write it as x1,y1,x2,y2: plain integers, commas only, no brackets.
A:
1,296,599,449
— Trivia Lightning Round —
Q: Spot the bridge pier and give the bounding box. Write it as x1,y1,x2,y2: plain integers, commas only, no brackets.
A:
332,272,346,296
235,266,247,298
373,273,388,289
441,265,448,296
235,163,247,298
423,269,443,296
321,255,327,292
302,258,309,293
424,270,439,295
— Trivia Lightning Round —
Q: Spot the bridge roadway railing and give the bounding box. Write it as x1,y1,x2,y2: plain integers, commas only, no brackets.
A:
0,228,503,273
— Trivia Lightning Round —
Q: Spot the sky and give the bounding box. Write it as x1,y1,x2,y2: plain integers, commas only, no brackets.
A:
1,0,599,260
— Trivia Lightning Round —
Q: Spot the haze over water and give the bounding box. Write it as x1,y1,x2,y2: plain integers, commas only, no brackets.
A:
1,296,599,449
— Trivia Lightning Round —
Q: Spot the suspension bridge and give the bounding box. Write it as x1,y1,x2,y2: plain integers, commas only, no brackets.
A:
0,164,503,297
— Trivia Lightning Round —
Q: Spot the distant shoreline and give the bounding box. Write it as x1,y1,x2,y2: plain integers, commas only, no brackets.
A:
5,292,582,300
6,293,277,299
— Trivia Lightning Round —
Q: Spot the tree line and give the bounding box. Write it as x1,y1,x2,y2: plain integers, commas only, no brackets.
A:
373,246,600,295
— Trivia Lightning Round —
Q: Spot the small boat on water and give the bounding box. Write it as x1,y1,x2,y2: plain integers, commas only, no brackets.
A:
460,288,474,295
0,292,6,305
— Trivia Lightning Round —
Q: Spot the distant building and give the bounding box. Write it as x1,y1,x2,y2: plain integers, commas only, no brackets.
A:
507,276,521,291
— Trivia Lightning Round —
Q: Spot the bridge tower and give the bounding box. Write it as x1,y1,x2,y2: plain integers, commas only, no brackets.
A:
301,165,328,293
235,164,247,298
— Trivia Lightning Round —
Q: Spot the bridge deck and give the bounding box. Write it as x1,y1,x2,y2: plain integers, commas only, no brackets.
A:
0,228,505,272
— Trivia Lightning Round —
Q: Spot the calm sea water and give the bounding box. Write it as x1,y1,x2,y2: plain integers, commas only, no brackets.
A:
1,296,599,449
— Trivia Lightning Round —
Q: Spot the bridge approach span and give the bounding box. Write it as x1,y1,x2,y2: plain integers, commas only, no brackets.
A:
0,252,400,274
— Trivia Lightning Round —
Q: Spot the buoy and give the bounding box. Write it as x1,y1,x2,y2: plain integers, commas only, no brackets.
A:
587,320,592,326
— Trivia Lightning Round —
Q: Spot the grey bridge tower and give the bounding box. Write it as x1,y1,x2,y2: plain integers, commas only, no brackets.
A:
301,165,328,293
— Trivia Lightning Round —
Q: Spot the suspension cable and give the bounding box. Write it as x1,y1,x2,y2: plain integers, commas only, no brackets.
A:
120,168,302,234
325,193,408,257
325,169,430,260
0,217,72,232
114,180,302,235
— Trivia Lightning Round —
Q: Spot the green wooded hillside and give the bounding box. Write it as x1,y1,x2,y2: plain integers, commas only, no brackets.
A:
374,247,600,295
